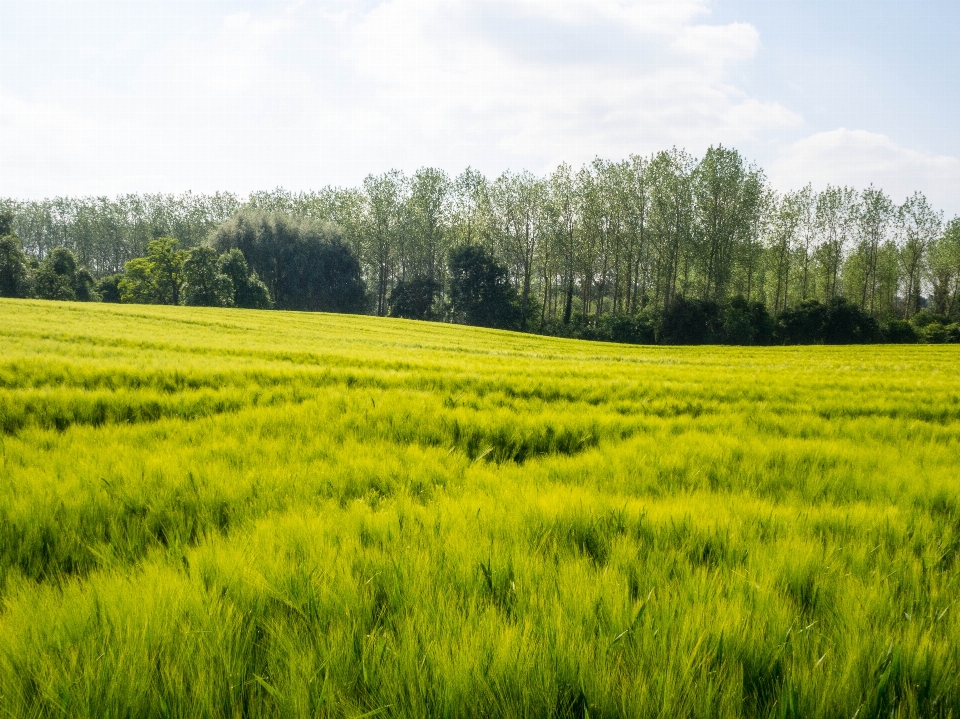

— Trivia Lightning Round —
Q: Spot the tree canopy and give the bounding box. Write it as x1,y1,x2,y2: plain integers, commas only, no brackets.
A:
211,212,367,314
3,145,959,344
448,244,522,330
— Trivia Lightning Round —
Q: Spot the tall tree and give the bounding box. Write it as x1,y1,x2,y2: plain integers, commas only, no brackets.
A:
853,186,896,316
647,149,696,310
692,146,764,301
491,171,546,328
183,247,234,307
403,168,452,311
218,249,272,309
813,186,857,301
212,212,366,313
766,190,805,314
928,217,960,319
362,171,407,316
898,192,942,318
624,154,652,314
547,163,579,324
448,244,521,330
0,233,30,298
148,238,189,305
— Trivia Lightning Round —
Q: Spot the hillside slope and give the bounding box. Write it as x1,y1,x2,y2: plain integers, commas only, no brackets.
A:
1,299,959,717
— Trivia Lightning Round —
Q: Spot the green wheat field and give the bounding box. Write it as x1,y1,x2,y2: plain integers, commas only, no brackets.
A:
1,299,959,718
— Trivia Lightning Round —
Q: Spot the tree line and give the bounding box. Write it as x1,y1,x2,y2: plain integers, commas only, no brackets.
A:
2,145,959,344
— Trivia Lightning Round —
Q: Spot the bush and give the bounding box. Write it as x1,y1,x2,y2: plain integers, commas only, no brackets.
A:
775,300,826,344
73,268,100,302
656,296,774,346
96,274,124,303
448,245,522,330
0,235,30,298
118,238,187,305
660,297,723,345
884,320,919,344
917,322,955,344
821,298,881,344
603,313,658,345
910,310,947,329
118,258,156,304
32,248,99,302
183,247,234,307
722,297,773,345
775,298,880,345
212,213,366,313
217,249,272,310
389,277,441,320
34,264,75,301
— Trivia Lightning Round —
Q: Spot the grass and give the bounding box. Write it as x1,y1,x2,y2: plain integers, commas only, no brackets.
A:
0,298,959,718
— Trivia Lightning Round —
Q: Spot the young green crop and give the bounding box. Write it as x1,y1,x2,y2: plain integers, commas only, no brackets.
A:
0,298,958,718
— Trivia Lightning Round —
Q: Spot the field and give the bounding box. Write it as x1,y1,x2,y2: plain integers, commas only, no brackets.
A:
1,299,959,718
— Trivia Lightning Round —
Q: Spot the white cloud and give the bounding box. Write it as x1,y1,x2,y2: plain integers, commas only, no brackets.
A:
0,0,801,198
671,22,759,64
480,0,711,34
770,129,960,215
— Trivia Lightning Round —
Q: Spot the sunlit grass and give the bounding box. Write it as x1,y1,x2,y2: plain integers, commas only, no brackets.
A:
0,298,958,717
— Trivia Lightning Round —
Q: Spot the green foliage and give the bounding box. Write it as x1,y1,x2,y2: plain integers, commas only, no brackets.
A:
0,234,30,298
147,237,188,305
656,296,774,345
212,212,367,313
0,193,241,275
911,313,960,344
0,209,14,237
183,246,234,307
2,153,959,343
298,237,368,313
96,273,124,303
217,248,272,309
884,319,919,344
723,296,774,345
775,298,881,345
929,218,960,319
34,248,77,301
73,267,99,302
32,247,99,302
448,244,522,329
0,300,960,717
47,245,77,277
600,312,658,344
118,257,157,303
388,276,441,320
34,265,76,301
692,145,765,301
118,237,188,305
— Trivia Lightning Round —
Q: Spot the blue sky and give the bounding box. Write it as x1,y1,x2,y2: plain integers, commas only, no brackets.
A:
1,0,957,214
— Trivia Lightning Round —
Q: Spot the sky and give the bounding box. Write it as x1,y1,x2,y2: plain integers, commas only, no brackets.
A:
1,0,958,214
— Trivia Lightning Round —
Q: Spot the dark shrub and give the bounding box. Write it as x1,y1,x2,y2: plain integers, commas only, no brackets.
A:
776,298,879,345
213,212,366,313
389,277,441,320
884,320,919,344
448,245,522,330
0,235,30,298
602,314,657,344
217,249,272,309
722,296,773,345
96,274,123,303
821,298,881,344
775,300,826,344
660,297,723,345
